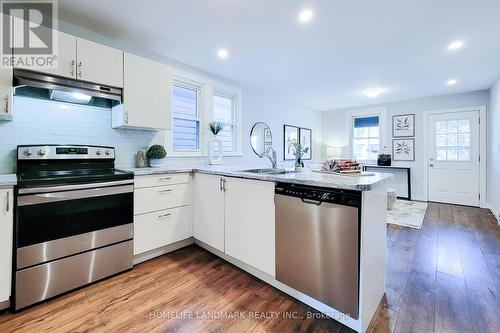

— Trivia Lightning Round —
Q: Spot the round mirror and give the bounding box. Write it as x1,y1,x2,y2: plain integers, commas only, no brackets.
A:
250,122,272,156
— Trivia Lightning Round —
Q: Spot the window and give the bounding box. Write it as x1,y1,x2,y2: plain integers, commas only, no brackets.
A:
172,82,201,151
435,119,470,161
352,116,380,161
213,92,236,153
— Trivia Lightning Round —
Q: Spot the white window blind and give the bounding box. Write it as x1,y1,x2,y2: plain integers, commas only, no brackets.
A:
213,93,235,153
172,84,200,151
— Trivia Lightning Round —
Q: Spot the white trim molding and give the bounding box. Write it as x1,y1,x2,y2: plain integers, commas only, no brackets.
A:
422,105,487,208
485,203,500,225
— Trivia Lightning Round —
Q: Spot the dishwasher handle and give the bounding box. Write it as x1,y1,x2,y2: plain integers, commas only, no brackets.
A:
300,198,323,206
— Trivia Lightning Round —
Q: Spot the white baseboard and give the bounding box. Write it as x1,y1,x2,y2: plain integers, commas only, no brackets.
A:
133,237,194,265
0,299,9,311
485,203,500,225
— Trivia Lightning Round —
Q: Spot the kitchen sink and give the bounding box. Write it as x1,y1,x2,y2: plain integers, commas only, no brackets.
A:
239,168,297,175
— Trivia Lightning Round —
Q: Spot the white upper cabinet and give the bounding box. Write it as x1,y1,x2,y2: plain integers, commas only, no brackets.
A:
76,38,123,88
0,62,12,121
113,53,171,130
224,178,275,276
0,188,13,303
193,173,225,252
27,29,77,80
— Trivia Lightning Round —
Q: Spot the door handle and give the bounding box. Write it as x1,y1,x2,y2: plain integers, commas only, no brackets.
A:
300,198,322,206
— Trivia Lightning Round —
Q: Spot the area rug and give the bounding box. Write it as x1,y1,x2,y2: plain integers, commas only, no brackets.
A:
387,200,428,229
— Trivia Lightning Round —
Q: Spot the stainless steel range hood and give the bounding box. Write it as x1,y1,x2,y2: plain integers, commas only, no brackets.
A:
13,69,122,104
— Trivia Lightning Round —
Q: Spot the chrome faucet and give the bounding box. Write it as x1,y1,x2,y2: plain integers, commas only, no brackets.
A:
259,147,277,169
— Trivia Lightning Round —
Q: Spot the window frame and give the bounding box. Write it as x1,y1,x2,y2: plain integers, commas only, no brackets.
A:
352,117,380,161
171,79,203,153
346,107,387,163
212,90,238,155
164,69,242,157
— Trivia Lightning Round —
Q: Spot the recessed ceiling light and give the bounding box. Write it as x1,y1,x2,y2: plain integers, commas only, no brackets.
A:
448,40,464,50
298,8,313,23
217,48,228,59
446,79,457,85
362,88,383,97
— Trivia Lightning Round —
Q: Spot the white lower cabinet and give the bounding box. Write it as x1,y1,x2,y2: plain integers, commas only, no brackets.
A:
134,206,192,255
193,173,225,252
224,178,275,276
193,173,276,276
133,174,192,256
0,188,13,303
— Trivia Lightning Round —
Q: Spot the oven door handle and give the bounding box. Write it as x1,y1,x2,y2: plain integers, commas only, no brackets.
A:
17,184,134,206
18,179,134,195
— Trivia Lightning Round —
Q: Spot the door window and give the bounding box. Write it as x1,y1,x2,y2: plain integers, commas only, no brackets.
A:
435,119,470,161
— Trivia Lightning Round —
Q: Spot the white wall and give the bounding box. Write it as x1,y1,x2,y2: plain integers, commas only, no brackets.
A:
322,90,490,200
487,77,500,220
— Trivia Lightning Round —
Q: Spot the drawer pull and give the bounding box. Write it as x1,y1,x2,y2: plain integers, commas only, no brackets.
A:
159,177,172,181
158,213,172,219
158,189,173,194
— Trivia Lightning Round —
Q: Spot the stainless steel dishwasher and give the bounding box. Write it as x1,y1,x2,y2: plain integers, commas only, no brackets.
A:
275,182,361,319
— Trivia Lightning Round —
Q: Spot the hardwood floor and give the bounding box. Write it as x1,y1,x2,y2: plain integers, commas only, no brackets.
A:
0,203,499,333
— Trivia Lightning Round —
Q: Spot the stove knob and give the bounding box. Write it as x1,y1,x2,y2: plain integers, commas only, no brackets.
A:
105,150,110,156
23,149,33,157
96,150,102,156
37,149,46,157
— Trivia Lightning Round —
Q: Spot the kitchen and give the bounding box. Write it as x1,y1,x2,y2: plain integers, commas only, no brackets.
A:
1,1,500,333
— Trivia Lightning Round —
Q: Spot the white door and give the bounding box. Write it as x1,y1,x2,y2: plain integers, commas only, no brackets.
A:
0,189,13,302
193,174,225,252
224,177,275,276
428,111,480,206
76,38,123,87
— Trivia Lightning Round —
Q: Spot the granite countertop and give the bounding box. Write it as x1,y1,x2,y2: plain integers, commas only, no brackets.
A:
119,166,392,191
0,174,17,187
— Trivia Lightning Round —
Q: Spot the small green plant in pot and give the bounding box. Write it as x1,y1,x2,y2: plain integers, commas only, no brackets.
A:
291,142,309,170
208,121,224,136
147,144,167,167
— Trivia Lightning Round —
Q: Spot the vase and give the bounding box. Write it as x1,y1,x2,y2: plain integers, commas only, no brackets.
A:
208,137,223,165
136,150,146,168
295,158,304,171
149,158,164,168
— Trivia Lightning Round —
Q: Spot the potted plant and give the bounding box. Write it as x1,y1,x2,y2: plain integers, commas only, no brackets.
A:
291,142,309,171
146,144,167,167
208,121,224,165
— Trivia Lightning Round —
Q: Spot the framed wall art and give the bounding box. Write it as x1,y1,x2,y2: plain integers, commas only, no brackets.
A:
299,127,312,160
393,138,415,161
283,124,299,160
393,114,415,137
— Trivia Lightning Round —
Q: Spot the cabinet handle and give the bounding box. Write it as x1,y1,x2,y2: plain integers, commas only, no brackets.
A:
5,192,9,212
78,61,82,78
124,111,129,124
219,177,223,192
4,96,8,114
159,177,172,181
158,213,172,219
70,60,75,76
158,189,172,194
220,177,227,192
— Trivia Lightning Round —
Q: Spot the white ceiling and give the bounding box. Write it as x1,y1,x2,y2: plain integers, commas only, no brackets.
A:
59,0,500,111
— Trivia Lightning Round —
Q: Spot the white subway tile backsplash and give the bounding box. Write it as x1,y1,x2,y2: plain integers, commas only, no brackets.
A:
0,96,157,173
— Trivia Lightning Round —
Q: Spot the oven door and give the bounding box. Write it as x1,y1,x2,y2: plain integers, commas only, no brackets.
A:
15,180,134,269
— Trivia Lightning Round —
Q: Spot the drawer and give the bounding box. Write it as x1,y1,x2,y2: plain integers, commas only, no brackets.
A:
134,173,191,189
134,205,192,255
134,184,191,215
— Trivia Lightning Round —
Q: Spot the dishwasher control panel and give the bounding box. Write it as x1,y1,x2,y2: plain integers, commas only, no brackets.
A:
275,182,361,207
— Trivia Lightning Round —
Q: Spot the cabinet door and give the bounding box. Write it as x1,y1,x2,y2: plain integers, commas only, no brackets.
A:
224,178,275,276
12,18,77,79
44,30,77,79
0,189,13,302
193,174,225,252
114,53,171,129
0,65,12,120
76,38,123,87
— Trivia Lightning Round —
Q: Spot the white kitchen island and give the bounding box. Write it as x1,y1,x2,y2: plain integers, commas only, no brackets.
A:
120,167,391,333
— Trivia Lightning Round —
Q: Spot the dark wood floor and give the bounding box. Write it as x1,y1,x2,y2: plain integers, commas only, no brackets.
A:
0,203,499,333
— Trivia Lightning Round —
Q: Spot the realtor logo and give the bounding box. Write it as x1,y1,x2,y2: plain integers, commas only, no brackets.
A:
0,0,58,68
